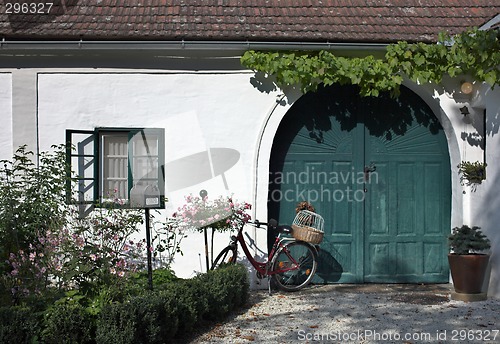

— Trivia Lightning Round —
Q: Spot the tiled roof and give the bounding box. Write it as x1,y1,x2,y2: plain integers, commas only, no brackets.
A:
1,1,499,43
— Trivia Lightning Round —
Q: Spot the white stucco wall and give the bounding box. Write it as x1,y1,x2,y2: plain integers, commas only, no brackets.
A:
0,73,12,159
469,85,500,298
36,71,280,282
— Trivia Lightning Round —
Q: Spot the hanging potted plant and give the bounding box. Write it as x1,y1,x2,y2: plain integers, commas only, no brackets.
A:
448,225,491,295
457,161,486,186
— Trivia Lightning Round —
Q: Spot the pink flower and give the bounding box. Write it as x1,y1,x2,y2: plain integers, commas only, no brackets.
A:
10,269,18,276
75,236,84,248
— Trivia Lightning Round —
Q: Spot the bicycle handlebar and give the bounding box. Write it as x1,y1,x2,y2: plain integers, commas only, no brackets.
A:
248,218,278,229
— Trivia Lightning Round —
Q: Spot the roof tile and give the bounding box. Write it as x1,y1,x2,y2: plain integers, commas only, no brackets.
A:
0,1,498,43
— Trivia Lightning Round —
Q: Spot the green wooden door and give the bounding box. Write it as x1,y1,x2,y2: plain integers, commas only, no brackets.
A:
268,85,451,283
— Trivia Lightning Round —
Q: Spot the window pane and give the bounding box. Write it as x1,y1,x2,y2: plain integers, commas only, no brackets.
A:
101,134,128,201
97,128,164,209
130,131,160,187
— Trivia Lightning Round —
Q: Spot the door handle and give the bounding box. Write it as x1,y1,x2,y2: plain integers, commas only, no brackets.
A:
364,164,377,183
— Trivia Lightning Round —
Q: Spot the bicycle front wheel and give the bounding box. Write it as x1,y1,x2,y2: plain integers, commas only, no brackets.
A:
271,241,317,291
211,246,237,270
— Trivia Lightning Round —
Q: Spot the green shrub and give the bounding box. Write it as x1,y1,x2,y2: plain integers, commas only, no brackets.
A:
0,306,41,343
95,301,137,344
152,268,179,285
96,292,178,344
0,264,249,344
160,278,208,333
124,267,179,297
200,263,249,320
42,302,96,344
97,263,249,342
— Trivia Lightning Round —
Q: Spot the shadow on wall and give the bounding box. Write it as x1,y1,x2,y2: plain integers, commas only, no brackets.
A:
313,243,421,284
6,0,81,32
165,148,240,192
315,245,343,283
486,105,500,137
479,165,500,298
295,84,443,142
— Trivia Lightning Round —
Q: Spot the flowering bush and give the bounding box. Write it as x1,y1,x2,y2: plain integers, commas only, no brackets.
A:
4,229,62,297
0,145,146,303
0,145,69,279
174,194,251,233
150,215,187,268
3,204,144,299
58,204,144,292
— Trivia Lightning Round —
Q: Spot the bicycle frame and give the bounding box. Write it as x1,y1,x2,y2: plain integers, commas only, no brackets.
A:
230,222,311,277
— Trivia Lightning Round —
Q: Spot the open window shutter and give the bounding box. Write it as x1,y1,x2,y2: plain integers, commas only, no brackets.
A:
128,129,165,208
65,129,97,217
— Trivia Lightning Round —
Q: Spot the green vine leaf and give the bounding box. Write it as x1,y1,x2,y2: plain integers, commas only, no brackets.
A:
241,28,500,96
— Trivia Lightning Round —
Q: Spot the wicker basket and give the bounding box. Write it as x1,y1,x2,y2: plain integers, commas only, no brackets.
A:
291,224,324,244
291,210,325,244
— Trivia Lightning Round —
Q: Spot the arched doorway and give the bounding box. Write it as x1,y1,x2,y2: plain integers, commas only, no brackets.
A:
268,84,451,283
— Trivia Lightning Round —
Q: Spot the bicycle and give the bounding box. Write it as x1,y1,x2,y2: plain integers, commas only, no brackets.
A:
211,219,318,292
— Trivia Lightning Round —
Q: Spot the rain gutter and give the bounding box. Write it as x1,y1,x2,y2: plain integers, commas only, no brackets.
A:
0,39,388,52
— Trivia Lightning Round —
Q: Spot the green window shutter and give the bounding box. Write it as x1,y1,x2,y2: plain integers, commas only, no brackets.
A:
65,129,97,216
128,129,165,209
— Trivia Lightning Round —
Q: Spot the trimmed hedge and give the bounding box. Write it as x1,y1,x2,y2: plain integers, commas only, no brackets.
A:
0,263,249,343
0,306,41,343
199,262,250,320
43,303,96,344
96,292,178,344
97,263,249,343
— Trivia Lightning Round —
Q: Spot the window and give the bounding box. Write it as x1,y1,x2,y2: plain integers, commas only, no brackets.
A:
66,128,165,209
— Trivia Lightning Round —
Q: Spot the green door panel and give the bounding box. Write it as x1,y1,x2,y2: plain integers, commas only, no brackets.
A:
268,84,451,283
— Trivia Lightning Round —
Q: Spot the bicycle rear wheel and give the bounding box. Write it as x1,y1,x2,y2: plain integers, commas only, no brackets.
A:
211,246,237,270
271,241,317,291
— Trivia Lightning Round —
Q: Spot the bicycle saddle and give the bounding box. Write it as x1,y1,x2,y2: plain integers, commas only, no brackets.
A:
277,225,292,234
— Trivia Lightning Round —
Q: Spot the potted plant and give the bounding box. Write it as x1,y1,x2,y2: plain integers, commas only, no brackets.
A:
457,161,486,186
448,225,491,294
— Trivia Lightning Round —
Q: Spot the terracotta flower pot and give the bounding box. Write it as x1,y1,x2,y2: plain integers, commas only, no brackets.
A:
448,254,489,294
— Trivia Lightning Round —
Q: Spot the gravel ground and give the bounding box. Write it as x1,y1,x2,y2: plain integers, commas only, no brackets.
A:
190,284,500,344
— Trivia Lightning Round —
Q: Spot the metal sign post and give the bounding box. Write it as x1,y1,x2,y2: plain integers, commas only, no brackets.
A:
145,208,153,290
199,189,210,272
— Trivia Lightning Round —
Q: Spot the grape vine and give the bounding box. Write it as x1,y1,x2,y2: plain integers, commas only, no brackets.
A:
240,28,499,97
